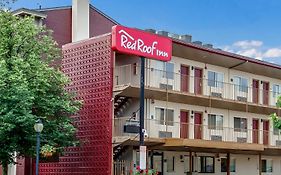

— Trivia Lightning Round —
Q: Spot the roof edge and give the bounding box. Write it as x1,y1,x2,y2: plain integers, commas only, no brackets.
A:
172,39,281,71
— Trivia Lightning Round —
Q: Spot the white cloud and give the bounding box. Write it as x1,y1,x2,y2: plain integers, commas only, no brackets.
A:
263,48,281,58
233,40,263,49
222,40,281,60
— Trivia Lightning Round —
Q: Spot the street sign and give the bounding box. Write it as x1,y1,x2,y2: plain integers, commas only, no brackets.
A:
139,146,147,170
112,25,172,61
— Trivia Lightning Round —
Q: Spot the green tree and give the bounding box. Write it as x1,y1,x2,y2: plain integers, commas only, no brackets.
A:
271,96,281,130
0,11,81,175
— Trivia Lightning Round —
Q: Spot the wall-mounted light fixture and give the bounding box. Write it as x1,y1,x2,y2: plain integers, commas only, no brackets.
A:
191,66,194,70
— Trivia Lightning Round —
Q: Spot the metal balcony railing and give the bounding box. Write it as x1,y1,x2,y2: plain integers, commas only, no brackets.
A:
113,117,281,147
114,64,281,107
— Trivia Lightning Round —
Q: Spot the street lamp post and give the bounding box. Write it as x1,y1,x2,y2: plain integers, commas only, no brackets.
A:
34,119,44,175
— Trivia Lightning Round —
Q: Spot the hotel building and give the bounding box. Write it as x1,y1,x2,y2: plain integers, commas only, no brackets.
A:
6,0,281,175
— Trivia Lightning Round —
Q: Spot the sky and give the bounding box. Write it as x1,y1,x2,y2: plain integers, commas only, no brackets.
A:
10,0,281,65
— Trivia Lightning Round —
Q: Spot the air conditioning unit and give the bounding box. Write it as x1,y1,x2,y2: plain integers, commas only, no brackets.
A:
211,135,222,141
237,137,247,143
237,96,247,102
211,92,222,98
123,120,139,134
159,131,172,138
159,83,173,90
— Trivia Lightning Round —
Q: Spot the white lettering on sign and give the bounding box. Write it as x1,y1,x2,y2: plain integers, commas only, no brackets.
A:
119,30,169,58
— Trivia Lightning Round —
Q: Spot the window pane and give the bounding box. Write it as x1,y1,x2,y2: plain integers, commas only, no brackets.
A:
234,117,240,130
216,115,223,129
262,160,266,172
208,114,216,129
274,127,280,135
166,63,174,79
199,157,205,173
221,158,236,172
216,73,224,88
267,160,273,172
273,84,280,97
240,78,248,92
221,158,227,172
230,159,236,172
241,118,247,130
156,108,165,125
166,109,174,126
208,71,215,87
206,157,214,172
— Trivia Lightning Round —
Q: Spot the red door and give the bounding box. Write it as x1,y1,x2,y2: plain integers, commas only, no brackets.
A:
194,68,203,95
181,65,189,92
252,79,259,104
194,112,202,139
252,119,259,144
263,82,269,105
263,120,269,145
180,111,189,139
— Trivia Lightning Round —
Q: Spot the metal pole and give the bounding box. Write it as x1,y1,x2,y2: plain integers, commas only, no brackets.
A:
140,57,145,146
35,132,40,175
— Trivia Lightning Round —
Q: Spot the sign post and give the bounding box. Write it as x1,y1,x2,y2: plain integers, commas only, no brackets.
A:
112,25,172,170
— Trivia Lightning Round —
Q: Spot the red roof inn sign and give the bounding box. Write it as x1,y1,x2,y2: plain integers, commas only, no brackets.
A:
112,25,172,61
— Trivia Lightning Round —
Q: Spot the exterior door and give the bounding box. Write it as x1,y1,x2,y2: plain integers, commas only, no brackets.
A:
263,82,269,105
252,119,259,144
180,111,189,139
194,112,202,139
194,68,203,95
181,65,189,92
252,79,259,104
263,120,269,145
151,152,163,175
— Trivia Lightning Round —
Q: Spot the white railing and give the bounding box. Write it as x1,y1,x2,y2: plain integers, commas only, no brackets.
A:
114,64,281,107
114,117,281,147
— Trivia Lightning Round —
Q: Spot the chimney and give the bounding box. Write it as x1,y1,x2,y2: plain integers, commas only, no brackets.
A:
72,0,90,42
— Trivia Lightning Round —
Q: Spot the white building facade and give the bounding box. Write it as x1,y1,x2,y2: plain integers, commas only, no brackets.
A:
113,37,281,175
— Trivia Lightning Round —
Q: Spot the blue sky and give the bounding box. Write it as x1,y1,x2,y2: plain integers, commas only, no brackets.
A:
11,0,281,64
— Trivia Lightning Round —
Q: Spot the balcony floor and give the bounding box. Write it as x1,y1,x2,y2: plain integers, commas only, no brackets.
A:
114,85,281,115
113,136,281,156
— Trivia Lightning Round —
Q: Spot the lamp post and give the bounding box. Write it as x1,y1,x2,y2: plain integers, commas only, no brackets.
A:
34,119,44,175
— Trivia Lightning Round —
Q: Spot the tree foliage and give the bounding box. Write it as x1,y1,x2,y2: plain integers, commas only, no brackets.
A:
271,96,281,129
0,11,81,174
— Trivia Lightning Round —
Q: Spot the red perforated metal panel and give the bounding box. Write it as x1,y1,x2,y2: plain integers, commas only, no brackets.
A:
38,34,113,175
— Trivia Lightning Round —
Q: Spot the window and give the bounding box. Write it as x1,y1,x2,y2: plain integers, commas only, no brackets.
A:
208,114,223,130
208,71,224,88
273,84,281,97
274,127,280,135
198,156,214,173
262,159,273,173
221,158,236,172
167,156,175,172
233,76,248,93
155,61,174,79
155,107,174,126
234,117,247,132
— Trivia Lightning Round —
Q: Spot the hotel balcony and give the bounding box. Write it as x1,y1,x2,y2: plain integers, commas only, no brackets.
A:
113,117,281,154
114,64,281,115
